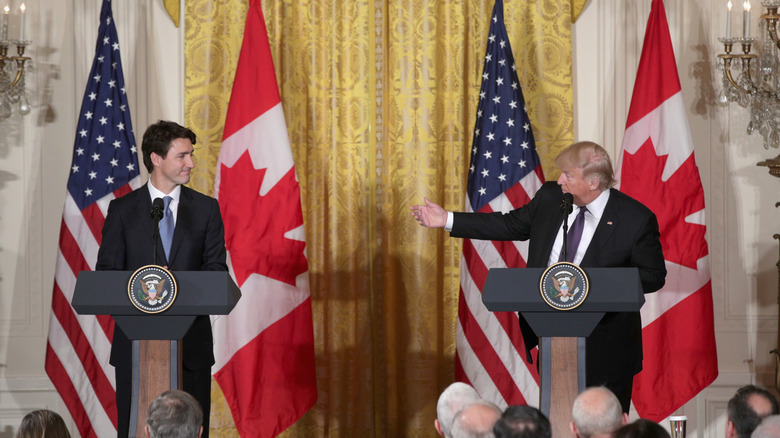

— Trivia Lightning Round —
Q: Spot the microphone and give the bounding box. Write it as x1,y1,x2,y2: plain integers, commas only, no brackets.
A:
151,197,164,222
560,193,573,262
560,193,573,215
151,197,164,266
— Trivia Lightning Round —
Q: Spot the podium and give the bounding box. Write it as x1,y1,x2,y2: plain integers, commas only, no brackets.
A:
482,267,643,438
72,270,241,437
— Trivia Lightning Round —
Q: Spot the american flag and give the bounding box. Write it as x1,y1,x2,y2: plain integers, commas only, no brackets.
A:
45,1,140,436
455,0,544,408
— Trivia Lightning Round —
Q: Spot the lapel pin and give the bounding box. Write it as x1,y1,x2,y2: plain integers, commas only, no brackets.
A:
607,221,613,225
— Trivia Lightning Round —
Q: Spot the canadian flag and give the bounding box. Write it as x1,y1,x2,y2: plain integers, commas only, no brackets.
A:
616,0,717,421
213,0,317,436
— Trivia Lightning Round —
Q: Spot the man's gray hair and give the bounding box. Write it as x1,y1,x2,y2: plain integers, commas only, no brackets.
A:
451,399,502,438
437,382,481,437
572,387,624,438
146,390,203,438
752,415,780,438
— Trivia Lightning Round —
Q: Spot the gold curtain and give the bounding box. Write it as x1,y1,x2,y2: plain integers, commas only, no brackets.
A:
184,0,576,435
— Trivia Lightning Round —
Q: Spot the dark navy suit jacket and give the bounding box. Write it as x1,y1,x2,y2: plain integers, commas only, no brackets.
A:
95,184,227,370
451,181,666,385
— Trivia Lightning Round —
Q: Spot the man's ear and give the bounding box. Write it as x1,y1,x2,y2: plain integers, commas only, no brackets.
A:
150,152,162,168
144,424,151,438
726,419,736,438
621,413,629,425
198,425,204,438
435,419,444,436
587,176,600,191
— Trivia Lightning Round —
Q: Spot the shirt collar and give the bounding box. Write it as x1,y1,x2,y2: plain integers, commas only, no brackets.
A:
581,188,610,219
147,180,182,203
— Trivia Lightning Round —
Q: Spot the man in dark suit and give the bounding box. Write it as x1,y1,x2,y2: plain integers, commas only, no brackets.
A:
410,141,666,412
96,120,227,437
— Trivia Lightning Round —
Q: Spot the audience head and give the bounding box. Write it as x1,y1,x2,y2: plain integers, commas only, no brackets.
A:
145,390,203,438
436,382,481,437
752,415,780,438
613,419,670,438
15,409,71,438
493,404,551,438
451,399,502,438
727,385,780,438
571,386,629,438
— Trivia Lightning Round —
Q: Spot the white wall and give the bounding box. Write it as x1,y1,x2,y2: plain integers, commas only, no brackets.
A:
0,0,777,436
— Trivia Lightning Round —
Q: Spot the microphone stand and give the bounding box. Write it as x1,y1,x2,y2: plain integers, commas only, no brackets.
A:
153,224,160,266
561,214,569,263
151,198,164,266
560,194,573,262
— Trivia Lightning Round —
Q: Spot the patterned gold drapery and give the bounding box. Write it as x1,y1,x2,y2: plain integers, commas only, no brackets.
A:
184,0,579,435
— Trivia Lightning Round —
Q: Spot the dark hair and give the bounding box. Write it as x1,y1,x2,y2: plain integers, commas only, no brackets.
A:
15,409,71,438
146,390,203,438
613,419,671,438
141,120,197,173
493,405,551,438
727,385,780,438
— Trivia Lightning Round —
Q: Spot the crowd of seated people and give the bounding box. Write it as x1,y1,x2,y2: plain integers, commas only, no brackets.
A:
433,382,780,438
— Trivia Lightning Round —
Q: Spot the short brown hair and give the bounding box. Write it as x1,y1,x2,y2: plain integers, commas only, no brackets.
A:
554,141,616,190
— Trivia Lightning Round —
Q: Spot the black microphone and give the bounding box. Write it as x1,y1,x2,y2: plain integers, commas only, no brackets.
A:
151,197,164,222
560,193,573,215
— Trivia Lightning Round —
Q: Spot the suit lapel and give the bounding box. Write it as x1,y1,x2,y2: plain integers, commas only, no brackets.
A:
538,215,564,266
136,186,156,238
168,186,191,266
137,186,170,265
581,189,618,266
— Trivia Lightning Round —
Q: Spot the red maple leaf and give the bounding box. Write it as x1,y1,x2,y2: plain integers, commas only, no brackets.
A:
218,151,308,286
621,139,708,270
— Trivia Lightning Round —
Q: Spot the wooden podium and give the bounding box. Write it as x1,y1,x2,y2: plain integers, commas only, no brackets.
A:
72,270,241,437
482,267,643,438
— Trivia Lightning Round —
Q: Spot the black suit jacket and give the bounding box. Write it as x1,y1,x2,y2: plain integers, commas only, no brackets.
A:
96,184,228,370
451,181,666,383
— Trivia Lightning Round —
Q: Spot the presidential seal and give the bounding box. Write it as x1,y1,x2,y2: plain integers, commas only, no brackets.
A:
127,265,177,314
539,262,589,310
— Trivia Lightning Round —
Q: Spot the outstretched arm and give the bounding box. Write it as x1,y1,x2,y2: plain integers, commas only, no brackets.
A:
410,197,448,228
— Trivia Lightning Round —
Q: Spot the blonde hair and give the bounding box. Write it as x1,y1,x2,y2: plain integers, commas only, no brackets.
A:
554,141,616,190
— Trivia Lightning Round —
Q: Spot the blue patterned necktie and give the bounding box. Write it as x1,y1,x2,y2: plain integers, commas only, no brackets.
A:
160,196,174,261
559,206,588,263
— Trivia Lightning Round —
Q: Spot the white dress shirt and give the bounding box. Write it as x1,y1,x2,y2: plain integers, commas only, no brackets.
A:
147,181,182,225
546,189,610,266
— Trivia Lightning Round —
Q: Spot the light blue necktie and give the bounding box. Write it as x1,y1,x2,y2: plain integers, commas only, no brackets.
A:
160,196,174,261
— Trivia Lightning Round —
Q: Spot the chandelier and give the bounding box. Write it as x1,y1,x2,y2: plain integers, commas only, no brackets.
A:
1,3,31,118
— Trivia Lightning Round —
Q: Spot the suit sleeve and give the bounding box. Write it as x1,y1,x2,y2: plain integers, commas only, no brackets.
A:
95,199,126,271
449,184,553,241
632,212,666,293
201,198,228,272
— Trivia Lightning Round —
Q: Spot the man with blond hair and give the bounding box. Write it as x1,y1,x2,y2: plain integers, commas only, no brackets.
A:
411,142,666,412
